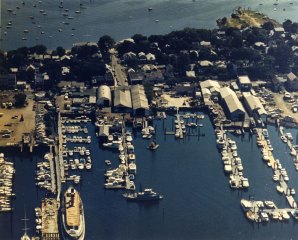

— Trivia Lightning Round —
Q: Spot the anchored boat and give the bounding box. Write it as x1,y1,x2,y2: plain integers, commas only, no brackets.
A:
62,186,85,240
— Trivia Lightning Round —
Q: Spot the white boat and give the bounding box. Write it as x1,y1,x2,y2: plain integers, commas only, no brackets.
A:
62,187,85,239
105,160,111,165
264,201,275,208
276,185,283,193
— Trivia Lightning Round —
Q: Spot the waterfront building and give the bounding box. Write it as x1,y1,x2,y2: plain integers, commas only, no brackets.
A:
286,72,298,91
242,92,267,122
220,87,245,121
131,85,149,116
97,85,111,107
113,88,132,113
237,75,252,92
128,71,144,85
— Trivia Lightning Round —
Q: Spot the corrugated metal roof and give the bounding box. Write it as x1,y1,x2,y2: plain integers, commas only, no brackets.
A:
98,85,111,101
131,85,149,110
114,89,132,108
224,93,245,114
243,92,267,116
200,79,220,89
219,87,234,99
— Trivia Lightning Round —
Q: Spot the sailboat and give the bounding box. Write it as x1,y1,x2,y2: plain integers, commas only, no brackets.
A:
21,208,31,240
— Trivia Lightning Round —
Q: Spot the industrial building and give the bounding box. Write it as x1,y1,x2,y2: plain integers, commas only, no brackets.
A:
242,92,267,122
97,85,111,107
237,76,252,92
113,88,132,113
220,87,245,121
130,85,149,116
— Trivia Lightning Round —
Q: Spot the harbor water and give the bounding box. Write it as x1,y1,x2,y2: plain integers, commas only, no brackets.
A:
1,0,298,50
2,114,298,239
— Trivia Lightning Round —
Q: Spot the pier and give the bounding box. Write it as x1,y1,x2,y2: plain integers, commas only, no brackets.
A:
41,198,59,240
175,113,184,139
48,145,56,194
242,128,298,222
56,112,64,201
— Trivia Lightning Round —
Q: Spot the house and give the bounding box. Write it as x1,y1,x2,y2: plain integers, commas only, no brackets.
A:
286,72,298,91
237,75,252,92
128,71,144,85
144,70,164,83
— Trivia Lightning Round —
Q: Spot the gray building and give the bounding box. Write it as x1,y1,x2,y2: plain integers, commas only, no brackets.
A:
220,87,245,121
242,92,267,122
286,72,298,91
113,88,132,113
131,85,149,116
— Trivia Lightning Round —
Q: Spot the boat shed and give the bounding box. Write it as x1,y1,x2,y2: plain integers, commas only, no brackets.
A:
200,79,220,90
97,85,111,107
131,85,149,116
113,88,132,113
219,87,235,100
98,125,110,142
242,92,267,122
221,89,245,121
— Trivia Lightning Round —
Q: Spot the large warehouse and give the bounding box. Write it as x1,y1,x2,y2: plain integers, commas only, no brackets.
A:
113,88,132,113
131,85,149,116
220,87,245,121
97,85,111,107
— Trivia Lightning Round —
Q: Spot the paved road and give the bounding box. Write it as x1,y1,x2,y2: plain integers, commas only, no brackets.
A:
110,49,128,87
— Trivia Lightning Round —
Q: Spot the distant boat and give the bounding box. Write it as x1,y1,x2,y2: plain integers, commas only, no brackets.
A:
148,7,153,11
155,19,159,22
75,10,81,14
21,37,28,41
23,29,29,33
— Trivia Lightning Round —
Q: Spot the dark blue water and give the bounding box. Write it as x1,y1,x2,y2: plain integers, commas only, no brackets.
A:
1,0,298,50
4,115,298,239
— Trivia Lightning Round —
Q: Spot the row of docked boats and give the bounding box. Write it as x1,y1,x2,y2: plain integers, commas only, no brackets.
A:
62,125,88,134
0,153,15,212
215,129,249,189
63,135,91,144
61,116,93,185
35,155,52,191
61,116,91,124
241,199,298,222
141,125,155,139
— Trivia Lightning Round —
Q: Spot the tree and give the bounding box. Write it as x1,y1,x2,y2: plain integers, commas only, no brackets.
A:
262,21,274,31
14,93,27,107
283,19,293,32
56,46,65,57
98,35,115,52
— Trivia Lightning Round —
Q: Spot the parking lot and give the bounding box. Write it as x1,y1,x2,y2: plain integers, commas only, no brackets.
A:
0,96,35,146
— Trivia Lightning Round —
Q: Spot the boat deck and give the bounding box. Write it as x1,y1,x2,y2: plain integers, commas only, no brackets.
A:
65,190,80,227
41,198,59,239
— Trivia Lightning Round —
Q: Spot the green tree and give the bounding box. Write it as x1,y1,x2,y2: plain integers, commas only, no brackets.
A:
98,35,115,52
14,93,27,107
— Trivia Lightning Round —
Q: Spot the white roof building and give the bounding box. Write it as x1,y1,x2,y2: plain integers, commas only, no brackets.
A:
97,85,111,106
131,85,149,111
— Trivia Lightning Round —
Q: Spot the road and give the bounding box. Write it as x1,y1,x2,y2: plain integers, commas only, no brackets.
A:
110,49,128,87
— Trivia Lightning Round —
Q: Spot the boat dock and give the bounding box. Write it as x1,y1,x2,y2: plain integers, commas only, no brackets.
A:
56,112,64,201
48,146,56,194
41,198,59,240
175,113,184,139
216,128,249,189
242,128,298,222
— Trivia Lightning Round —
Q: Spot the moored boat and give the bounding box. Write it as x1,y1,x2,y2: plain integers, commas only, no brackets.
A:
62,186,85,240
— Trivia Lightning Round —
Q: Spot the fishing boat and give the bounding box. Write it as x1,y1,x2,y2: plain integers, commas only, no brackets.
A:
62,186,85,239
